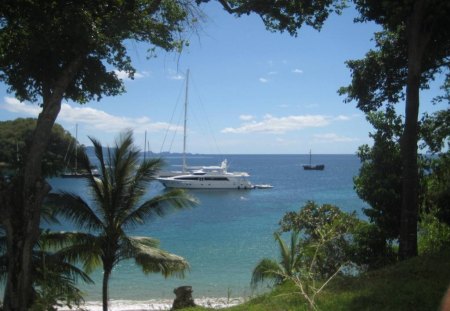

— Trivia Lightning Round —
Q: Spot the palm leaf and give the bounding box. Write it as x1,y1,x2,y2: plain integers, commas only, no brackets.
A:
118,158,163,218
53,232,103,274
122,236,189,278
34,250,94,285
122,189,198,229
46,192,103,232
251,258,283,288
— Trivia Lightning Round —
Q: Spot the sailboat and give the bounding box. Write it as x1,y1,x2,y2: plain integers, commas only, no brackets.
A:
302,150,324,171
61,124,100,178
157,70,253,189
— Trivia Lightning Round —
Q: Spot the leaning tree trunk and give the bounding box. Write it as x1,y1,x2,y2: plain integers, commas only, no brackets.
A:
1,58,82,311
399,0,431,260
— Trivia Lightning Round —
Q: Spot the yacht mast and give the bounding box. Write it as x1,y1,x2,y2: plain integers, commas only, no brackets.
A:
144,130,147,161
75,123,78,173
182,69,189,172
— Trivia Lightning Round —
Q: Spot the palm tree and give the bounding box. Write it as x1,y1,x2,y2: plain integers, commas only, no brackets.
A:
1,209,93,310
47,130,197,311
251,231,302,288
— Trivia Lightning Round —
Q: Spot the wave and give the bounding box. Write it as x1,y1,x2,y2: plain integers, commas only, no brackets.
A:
57,297,245,311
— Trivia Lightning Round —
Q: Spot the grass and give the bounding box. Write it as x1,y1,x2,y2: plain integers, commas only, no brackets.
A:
186,250,450,311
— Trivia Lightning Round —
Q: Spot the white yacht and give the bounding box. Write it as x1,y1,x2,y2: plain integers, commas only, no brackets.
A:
157,159,253,189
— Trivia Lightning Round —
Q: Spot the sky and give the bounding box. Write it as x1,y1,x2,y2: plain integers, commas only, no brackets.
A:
0,2,446,154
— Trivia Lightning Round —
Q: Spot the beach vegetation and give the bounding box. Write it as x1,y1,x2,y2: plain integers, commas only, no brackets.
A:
0,202,92,310
0,1,201,308
251,201,360,310
251,231,302,288
45,130,197,311
187,249,450,311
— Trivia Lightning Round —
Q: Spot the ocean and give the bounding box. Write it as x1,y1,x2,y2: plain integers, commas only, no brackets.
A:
4,154,367,309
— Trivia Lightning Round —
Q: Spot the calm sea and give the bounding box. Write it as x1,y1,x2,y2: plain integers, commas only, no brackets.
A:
4,154,367,308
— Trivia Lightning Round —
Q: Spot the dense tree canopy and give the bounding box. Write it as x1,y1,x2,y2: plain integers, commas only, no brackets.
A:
353,108,404,240
0,118,75,176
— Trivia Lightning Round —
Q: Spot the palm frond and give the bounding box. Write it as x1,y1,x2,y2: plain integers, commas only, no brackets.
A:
38,230,76,251
46,192,103,231
35,251,94,285
40,203,61,225
251,258,283,288
53,232,103,274
118,158,163,219
274,231,301,277
122,189,198,229
121,236,189,278
77,144,107,210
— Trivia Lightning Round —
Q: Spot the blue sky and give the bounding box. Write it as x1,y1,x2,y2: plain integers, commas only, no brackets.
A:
0,2,446,154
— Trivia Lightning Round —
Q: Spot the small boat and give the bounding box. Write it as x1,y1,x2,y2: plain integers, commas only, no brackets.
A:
253,184,274,189
61,167,100,178
302,150,324,171
158,159,253,189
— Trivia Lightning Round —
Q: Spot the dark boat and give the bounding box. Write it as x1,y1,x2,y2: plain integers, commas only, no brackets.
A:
302,150,325,170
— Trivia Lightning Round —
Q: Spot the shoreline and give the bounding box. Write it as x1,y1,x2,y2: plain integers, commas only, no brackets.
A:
58,297,245,311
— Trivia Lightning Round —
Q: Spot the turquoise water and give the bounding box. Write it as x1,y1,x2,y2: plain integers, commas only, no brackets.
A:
8,154,366,304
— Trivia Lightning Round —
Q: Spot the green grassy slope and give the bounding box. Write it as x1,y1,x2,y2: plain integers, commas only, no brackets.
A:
187,250,450,311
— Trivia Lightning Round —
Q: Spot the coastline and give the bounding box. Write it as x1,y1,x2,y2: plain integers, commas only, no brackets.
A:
58,297,245,311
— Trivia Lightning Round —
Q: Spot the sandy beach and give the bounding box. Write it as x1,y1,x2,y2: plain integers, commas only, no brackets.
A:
58,297,245,311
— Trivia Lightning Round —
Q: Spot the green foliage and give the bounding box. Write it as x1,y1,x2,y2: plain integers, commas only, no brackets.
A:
46,130,197,310
338,31,407,113
421,109,450,153
251,231,302,288
211,250,450,311
353,108,403,240
422,153,450,225
198,0,347,35
250,202,363,310
1,227,92,310
349,222,396,270
0,0,198,104
278,201,360,278
0,118,75,177
418,208,450,255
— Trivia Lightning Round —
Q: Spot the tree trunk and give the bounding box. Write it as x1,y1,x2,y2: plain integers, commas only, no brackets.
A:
102,266,112,311
399,0,430,260
1,58,82,311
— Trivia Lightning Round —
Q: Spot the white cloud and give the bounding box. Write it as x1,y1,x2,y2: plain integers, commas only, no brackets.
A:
1,96,182,134
167,69,185,80
239,114,255,121
259,78,269,83
292,69,303,74
2,97,41,116
335,115,350,121
222,114,330,134
313,133,358,142
268,71,278,75
114,70,146,80
170,74,184,80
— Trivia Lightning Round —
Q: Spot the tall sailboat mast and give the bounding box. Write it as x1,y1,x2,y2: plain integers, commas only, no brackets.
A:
182,69,189,172
75,123,78,173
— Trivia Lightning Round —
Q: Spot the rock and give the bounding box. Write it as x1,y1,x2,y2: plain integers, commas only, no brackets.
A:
172,286,196,310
